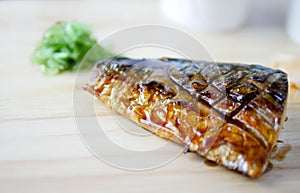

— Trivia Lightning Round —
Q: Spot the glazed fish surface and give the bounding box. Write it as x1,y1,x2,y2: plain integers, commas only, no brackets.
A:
84,57,288,178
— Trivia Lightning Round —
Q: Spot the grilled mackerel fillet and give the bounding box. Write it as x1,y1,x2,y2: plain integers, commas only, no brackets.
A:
84,57,288,178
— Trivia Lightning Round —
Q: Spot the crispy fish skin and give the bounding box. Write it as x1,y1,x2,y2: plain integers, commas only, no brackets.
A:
84,57,288,178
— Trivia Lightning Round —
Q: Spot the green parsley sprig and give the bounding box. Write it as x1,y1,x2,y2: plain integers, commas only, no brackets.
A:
31,21,109,75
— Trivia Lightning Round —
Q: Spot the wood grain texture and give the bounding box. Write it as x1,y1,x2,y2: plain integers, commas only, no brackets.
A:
0,1,300,193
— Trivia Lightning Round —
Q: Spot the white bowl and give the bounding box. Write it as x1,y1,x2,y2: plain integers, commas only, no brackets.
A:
161,0,249,31
287,0,300,45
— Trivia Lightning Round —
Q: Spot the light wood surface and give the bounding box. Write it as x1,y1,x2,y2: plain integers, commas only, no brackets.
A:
1,1,300,193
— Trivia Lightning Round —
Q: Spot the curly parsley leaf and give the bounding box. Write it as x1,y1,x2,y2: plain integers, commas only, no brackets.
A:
31,21,110,75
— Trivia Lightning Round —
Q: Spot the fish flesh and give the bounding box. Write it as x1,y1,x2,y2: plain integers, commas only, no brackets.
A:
84,57,288,178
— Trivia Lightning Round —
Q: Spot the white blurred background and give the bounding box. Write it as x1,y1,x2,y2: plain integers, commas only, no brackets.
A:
1,0,298,63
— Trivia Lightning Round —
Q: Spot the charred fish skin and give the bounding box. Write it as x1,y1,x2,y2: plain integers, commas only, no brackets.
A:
84,57,288,178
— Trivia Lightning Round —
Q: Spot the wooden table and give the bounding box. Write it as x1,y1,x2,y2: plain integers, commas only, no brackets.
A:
1,1,300,193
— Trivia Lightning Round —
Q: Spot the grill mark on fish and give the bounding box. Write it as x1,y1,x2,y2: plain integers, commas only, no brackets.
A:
169,63,268,148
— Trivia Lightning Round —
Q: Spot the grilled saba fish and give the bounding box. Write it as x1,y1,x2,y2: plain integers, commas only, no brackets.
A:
84,57,288,178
